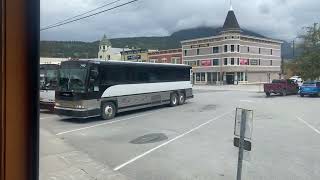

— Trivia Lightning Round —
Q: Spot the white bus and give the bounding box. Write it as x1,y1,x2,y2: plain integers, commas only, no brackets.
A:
40,64,59,112
55,60,193,119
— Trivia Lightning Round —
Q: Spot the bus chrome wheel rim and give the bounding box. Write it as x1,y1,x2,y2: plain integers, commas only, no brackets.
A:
173,97,177,105
104,105,113,117
180,95,184,103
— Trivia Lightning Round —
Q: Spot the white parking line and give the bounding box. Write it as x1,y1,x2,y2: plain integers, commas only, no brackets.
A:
240,100,254,103
113,111,231,171
40,116,56,120
56,113,154,136
296,116,320,135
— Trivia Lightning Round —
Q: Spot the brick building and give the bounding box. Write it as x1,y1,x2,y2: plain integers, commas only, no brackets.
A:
148,49,182,64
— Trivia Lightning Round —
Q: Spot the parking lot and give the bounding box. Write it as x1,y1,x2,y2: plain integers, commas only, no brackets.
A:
40,87,320,180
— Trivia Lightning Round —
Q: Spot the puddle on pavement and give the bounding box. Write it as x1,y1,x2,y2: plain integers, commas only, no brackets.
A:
130,133,168,144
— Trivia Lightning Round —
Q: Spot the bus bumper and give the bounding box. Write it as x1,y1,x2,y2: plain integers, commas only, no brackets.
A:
54,107,100,119
40,101,55,112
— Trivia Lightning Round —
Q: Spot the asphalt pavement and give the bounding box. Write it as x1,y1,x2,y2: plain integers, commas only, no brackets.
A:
40,87,320,180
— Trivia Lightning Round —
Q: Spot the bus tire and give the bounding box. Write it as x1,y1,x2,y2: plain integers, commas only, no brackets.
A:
178,93,186,105
170,93,178,107
101,102,116,120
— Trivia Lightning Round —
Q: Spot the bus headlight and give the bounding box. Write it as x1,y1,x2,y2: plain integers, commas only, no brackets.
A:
75,105,85,109
55,102,60,106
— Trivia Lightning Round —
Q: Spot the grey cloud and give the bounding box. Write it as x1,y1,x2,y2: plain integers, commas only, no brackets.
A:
40,0,320,42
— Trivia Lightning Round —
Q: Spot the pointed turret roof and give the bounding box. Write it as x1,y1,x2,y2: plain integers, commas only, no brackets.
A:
222,6,240,32
100,34,112,46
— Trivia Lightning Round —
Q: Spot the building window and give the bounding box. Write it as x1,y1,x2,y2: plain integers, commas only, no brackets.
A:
201,73,206,81
237,45,240,52
231,58,235,65
224,58,228,65
197,49,200,55
232,36,234,39
247,47,250,52
196,73,200,81
259,59,261,65
213,47,219,54
231,45,235,52
270,60,273,66
224,45,228,52
271,49,273,55
237,58,240,65
250,59,258,65
213,59,219,66
259,48,261,54
103,46,105,50
100,56,102,59
184,50,187,56
107,55,111,60
225,37,227,39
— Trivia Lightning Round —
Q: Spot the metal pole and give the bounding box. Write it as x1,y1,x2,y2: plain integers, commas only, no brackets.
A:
236,109,247,180
292,40,295,58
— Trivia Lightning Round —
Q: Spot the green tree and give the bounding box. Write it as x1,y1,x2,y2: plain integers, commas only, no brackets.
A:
296,23,320,80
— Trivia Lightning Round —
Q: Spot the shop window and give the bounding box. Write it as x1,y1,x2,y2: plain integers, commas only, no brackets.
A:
201,73,205,81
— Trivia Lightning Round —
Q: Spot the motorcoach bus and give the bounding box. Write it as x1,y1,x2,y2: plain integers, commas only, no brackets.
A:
40,63,60,112
55,60,193,120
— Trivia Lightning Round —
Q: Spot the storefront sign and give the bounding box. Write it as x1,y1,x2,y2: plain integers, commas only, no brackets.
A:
191,43,209,48
250,59,258,65
240,58,249,65
201,60,212,66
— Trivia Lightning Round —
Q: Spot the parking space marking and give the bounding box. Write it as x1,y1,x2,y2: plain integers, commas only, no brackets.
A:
296,116,320,135
240,100,254,103
113,111,231,171
40,116,57,120
56,113,154,136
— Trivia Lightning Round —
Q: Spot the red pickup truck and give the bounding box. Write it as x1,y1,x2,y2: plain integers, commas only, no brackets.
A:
264,79,299,97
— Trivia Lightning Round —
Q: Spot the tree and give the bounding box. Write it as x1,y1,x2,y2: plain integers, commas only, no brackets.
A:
296,23,320,80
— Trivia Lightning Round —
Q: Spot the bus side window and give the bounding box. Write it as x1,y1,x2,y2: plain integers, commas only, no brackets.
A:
89,66,100,91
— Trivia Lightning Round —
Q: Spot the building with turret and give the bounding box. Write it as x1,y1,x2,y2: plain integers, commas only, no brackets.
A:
181,5,282,85
98,34,129,61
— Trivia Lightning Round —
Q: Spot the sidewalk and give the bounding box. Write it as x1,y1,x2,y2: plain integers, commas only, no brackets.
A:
193,84,264,92
40,128,129,180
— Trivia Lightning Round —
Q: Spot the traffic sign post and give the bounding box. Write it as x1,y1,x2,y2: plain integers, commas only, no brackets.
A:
234,108,253,180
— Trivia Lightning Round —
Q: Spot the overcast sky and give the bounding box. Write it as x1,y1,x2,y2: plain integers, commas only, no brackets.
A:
40,0,320,42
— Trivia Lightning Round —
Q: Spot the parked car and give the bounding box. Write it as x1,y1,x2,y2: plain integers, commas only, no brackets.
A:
299,81,320,97
264,79,299,97
290,76,303,86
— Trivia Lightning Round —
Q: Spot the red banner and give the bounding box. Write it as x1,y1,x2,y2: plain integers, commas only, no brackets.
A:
201,60,212,66
240,58,249,65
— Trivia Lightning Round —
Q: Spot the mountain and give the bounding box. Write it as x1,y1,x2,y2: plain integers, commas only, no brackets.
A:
40,27,293,59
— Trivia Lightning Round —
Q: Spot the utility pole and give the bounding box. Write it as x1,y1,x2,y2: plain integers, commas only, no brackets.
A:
292,40,295,58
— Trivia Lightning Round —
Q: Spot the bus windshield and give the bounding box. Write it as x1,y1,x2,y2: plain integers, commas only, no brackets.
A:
40,69,58,90
58,68,87,92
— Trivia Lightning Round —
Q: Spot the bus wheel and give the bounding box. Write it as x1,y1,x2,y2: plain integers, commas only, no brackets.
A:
101,102,116,120
170,93,178,107
178,93,186,105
